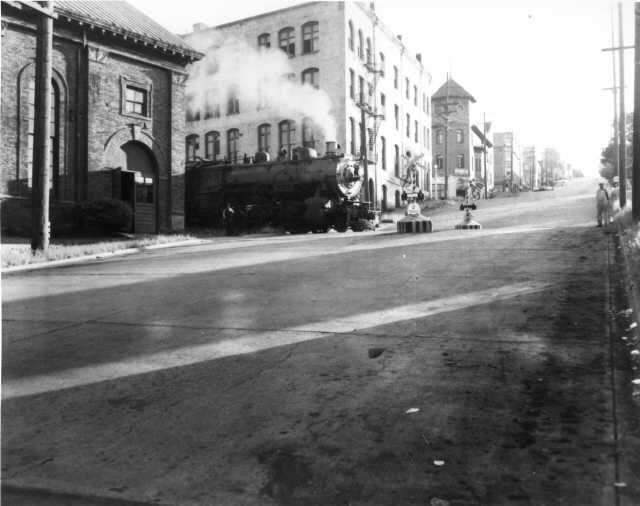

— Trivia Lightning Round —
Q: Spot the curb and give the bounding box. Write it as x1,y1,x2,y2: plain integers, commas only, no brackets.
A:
2,238,208,274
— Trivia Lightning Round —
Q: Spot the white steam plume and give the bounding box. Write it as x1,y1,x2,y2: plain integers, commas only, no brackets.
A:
185,30,337,144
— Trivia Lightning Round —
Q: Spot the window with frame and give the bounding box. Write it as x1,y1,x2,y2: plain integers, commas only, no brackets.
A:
125,85,149,116
436,155,444,176
427,127,430,149
394,104,399,130
358,29,364,60
227,89,239,115
379,52,385,76
227,129,240,163
258,33,271,49
348,20,354,51
186,134,198,162
204,90,220,119
279,27,295,56
406,113,410,138
358,76,364,104
279,119,296,156
380,93,386,116
381,136,386,170
302,117,316,148
366,37,372,64
456,154,465,169
414,120,418,143
456,129,463,143
405,78,409,99
302,22,319,53
349,69,355,99
349,117,356,155
436,130,444,144
423,126,427,148
258,123,271,153
204,131,220,160
394,144,400,177
414,85,418,106
393,66,398,89
186,94,200,122
302,67,319,89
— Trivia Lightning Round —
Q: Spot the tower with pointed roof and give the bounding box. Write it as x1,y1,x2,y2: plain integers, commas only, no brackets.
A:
430,77,476,199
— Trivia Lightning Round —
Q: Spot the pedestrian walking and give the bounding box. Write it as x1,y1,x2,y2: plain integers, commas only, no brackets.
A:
596,182,609,227
222,202,236,235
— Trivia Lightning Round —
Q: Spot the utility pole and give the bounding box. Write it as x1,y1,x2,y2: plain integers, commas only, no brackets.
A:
619,2,627,208
483,112,487,199
633,2,640,220
31,1,55,253
444,76,449,199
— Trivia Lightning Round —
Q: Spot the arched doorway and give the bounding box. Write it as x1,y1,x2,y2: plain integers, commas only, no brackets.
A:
121,141,157,233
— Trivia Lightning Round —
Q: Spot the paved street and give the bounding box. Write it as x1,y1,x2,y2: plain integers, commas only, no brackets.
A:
2,180,639,505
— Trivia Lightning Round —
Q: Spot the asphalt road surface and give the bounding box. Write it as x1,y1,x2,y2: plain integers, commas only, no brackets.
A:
3,179,639,505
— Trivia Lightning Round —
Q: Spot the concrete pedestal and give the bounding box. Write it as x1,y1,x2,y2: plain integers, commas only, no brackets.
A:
397,215,433,233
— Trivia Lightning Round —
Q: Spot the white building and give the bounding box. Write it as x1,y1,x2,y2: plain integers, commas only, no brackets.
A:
182,1,432,212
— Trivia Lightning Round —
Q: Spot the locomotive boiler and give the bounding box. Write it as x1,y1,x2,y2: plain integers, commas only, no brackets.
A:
186,142,375,232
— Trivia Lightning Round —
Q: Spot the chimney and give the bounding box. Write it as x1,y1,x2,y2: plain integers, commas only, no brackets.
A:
193,22,208,32
416,53,422,62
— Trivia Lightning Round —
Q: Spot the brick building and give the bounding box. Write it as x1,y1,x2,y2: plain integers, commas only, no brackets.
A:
1,1,201,235
431,78,477,199
493,132,522,192
182,1,432,213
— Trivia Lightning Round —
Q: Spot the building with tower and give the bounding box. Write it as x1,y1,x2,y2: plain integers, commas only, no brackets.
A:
182,1,432,214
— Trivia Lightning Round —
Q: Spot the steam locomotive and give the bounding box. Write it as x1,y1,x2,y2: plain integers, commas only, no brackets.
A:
186,141,376,233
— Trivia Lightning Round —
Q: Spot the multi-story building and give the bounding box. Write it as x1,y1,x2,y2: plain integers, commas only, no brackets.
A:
1,1,201,234
471,122,493,194
182,1,432,212
493,132,522,192
522,146,540,190
431,78,475,199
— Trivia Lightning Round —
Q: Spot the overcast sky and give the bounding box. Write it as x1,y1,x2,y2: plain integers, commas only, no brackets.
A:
129,0,636,176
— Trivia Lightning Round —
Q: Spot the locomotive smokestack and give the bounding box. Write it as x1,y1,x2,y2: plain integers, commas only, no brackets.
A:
325,141,337,155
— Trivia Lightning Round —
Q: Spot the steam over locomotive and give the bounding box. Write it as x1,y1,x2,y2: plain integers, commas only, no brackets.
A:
186,142,375,232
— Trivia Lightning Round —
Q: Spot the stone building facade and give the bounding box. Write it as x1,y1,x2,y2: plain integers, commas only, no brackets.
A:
182,1,432,213
1,1,201,235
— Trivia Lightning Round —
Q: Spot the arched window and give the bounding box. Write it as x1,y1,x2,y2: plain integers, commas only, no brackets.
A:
349,68,355,99
204,131,220,160
348,20,354,51
258,123,271,153
301,67,319,89
366,37,372,64
381,185,388,211
379,52,385,76
302,21,319,53
278,120,296,157
302,117,316,148
456,129,464,143
358,29,364,60
258,33,271,49
395,189,401,208
186,134,199,162
17,70,69,199
227,129,240,163
279,27,295,56
380,136,386,170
